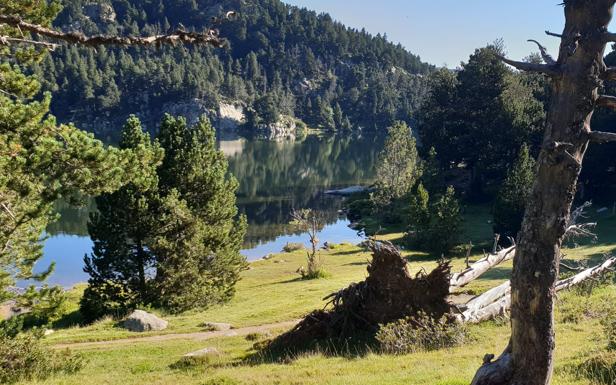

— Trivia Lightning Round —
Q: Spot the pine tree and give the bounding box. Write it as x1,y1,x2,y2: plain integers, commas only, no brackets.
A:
428,186,462,255
371,121,421,216
0,2,152,307
81,115,247,317
407,182,430,234
154,115,247,311
80,117,163,322
493,144,536,239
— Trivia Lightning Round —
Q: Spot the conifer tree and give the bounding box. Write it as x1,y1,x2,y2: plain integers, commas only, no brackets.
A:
154,115,247,311
80,117,163,322
492,144,536,239
0,2,153,308
371,121,421,215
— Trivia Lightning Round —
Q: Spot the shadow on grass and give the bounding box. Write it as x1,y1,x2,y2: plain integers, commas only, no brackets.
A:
51,310,84,329
241,334,377,366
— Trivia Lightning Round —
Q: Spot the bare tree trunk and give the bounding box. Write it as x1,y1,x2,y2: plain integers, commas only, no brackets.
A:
471,1,616,384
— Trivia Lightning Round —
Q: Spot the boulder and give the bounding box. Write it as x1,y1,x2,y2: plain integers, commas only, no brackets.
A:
202,322,232,331
122,310,168,332
183,347,221,358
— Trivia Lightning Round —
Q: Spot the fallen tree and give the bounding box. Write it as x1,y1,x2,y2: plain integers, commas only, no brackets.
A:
456,256,616,324
267,234,614,355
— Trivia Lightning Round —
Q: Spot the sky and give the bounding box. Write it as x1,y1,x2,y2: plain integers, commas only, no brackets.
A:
282,1,616,67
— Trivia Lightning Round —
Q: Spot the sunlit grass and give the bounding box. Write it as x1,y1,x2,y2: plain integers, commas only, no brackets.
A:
30,207,616,384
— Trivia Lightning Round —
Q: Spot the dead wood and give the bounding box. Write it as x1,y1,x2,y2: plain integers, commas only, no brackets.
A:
266,241,451,351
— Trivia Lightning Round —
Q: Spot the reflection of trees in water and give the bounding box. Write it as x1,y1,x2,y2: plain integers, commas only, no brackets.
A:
47,134,384,246
46,199,96,236
240,195,344,248
228,133,383,200
230,133,383,247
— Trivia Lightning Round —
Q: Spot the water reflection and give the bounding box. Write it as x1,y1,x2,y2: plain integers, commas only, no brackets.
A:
41,133,384,286
229,133,383,247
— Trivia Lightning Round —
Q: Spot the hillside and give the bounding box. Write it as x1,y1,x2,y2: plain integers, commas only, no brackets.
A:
33,0,432,140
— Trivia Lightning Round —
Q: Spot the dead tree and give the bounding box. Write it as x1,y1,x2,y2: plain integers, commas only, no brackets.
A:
471,1,616,384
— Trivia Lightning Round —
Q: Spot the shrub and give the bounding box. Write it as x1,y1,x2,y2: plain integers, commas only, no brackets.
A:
283,242,306,252
0,331,84,384
375,312,468,354
346,196,373,223
79,280,137,324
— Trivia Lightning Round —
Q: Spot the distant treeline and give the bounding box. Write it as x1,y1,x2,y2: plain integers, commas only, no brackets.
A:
33,0,432,140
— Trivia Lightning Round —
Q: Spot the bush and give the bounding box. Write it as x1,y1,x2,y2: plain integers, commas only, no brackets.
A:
282,242,306,252
79,280,137,324
375,312,468,354
0,331,84,384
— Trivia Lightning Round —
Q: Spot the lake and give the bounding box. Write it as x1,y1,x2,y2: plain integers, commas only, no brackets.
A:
37,132,385,287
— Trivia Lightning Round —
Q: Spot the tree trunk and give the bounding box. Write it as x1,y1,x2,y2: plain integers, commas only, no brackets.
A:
472,1,616,384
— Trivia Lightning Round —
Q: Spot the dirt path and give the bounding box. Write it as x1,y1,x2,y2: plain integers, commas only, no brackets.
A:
54,319,300,350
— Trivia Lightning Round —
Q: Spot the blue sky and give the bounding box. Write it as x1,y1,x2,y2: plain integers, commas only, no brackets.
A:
283,1,616,67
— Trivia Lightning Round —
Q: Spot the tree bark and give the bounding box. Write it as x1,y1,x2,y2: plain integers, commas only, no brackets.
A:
472,1,616,384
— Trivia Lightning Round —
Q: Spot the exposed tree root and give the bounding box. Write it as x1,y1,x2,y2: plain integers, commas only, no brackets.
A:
267,241,451,351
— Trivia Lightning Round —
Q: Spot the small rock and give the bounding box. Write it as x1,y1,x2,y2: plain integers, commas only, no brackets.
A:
122,310,168,332
183,347,221,358
263,254,273,260
202,322,232,331
44,329,55,336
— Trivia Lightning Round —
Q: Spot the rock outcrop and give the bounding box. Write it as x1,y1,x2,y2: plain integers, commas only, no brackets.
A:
256,115,297,141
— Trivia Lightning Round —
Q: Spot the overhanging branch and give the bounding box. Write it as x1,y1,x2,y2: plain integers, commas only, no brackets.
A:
589,131,616,144
602,67,616,81
498,55,558,75
0,14,225,48
597,95,616,110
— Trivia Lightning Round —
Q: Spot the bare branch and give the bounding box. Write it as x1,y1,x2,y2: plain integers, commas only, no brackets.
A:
527,39,556,65
545,30,563,38
605,32,616,43
0,15,225,48
498,55,558,75
597,95,616,110
589,131,616,144
602,67,616,81
0,35,57,49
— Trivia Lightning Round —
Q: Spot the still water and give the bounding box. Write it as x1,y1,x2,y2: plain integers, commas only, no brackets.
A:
38,133,384,287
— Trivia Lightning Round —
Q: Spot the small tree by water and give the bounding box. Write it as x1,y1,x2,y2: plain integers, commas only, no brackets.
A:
371,121,421,220
290,209,327,279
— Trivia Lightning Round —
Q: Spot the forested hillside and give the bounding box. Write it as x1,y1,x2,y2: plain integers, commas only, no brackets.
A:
33,0,432,140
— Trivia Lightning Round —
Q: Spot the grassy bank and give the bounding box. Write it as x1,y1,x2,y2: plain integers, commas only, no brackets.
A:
26,209,616,384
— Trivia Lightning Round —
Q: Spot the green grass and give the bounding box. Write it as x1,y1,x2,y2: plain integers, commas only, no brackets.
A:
25,207,616,384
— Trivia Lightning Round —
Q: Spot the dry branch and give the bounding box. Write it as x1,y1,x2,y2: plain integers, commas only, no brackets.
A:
597,95,616,110
457,256,616,324
589,131,616,144
602,67,616,81
527,39,556,65
0,14,225,48
449,245,515,290
498,55,558,75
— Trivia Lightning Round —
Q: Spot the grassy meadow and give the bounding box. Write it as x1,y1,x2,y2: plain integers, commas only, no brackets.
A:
21,206,616,384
